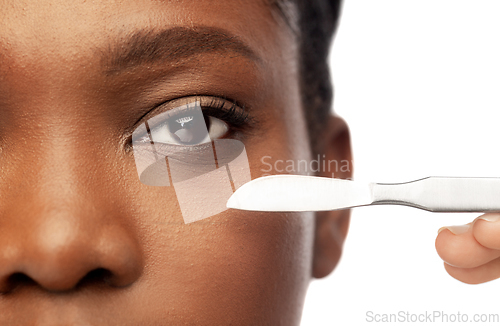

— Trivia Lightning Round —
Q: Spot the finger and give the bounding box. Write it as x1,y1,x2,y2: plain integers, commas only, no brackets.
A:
435,222,500,268
444,256,500,284
472,213,500,250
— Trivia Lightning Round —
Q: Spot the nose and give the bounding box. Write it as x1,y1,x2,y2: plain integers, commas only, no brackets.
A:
0,146,144,294
0,203,143,293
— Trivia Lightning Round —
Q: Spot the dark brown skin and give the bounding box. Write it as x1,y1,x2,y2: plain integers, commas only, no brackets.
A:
0,0,352,324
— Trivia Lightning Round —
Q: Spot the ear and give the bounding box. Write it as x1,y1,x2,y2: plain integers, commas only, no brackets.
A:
312,115,353,278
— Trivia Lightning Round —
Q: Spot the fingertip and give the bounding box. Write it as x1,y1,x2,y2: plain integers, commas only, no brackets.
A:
435,224,470,258
474,213,500,223
435,223,498,268
435,228,457,263
472,213,500,250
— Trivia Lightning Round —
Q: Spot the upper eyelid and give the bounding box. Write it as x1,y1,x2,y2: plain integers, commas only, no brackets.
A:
146,100,201,124
135,95,244,127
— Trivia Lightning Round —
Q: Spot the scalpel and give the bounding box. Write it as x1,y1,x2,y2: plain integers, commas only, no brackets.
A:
226,175,500,212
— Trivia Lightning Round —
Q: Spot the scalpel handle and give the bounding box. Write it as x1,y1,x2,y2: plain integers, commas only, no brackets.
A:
371,177,500,212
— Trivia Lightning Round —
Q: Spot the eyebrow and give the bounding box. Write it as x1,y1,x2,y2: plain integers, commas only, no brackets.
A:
102,26,260,75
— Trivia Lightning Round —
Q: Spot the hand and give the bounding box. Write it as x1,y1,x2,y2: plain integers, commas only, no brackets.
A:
435,213,500,284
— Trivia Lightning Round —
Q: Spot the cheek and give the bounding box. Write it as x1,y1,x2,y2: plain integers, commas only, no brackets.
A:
135,208,315,323
119,131,315,322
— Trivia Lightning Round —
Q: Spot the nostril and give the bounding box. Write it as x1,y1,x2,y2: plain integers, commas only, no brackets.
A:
75,268,114,289
0,269,115,294
0,273,38,294
9,273,36,286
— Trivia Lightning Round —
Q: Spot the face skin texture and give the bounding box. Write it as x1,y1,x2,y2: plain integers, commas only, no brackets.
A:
0,0,352,324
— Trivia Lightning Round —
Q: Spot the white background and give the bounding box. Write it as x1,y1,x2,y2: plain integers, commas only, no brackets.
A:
301,1,500,325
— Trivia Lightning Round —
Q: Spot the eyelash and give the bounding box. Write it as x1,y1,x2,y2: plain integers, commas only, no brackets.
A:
196,96,251,132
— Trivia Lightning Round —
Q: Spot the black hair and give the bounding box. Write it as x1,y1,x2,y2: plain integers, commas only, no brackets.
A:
296,0,342,152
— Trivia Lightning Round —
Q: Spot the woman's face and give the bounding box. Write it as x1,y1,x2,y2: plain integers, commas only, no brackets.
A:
0,0,349,324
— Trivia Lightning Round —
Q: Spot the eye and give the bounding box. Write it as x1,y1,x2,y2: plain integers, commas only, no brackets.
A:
149,113,228,145
132,98,245,147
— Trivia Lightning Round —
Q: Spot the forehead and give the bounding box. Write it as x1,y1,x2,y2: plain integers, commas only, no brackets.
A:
0,0,294,67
